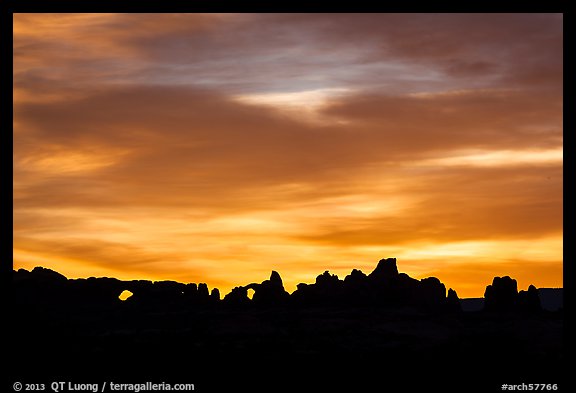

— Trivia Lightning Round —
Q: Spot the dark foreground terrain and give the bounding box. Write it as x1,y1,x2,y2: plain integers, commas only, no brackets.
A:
11,259,564,392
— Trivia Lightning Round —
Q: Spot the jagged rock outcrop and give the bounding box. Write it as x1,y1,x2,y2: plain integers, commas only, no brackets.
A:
13,259,547,315
198,283,209,300
483,277,543,313
368,258,399,282
315,270,342,293
291,270,344,306
342,269,370,305
249,271,290,306
290,283,313,304
223,286,251,306
419,277,447,308
289,258,453,310
518,284,542,313
367,258,429,307
344,268,367,285
30,266,68,282
222,271,290,307
12,267,223,309
14,267,67,283
446,288,461,312
210,288,221,302
484,276,518,311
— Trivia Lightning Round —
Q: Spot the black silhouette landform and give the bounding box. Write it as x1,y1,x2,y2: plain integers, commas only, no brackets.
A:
12,258,563,391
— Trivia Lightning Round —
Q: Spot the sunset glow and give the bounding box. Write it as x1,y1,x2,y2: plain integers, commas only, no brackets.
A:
13,13,563,297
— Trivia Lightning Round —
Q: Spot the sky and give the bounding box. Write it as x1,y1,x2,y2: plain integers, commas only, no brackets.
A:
13,13,563,298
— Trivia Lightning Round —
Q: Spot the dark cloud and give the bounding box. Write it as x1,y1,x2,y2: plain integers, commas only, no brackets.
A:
14,14,562,96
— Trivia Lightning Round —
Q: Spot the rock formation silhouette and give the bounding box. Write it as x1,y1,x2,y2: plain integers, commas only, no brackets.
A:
446,288,462,312
288,258,459,310
210,288,221,302
13,258,550,314
11,257,562,393
483,276,545,313
223,286,251,306
484,276,519,311
247,270,290,306
517,284,542,313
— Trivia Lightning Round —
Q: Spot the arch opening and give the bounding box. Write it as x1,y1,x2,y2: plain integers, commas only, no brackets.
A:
118,290,133,301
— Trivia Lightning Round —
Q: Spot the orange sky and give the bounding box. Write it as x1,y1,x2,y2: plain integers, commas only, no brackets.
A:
13,13,563,298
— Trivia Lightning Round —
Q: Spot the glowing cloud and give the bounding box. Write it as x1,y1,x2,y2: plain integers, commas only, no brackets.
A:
13,13,562,297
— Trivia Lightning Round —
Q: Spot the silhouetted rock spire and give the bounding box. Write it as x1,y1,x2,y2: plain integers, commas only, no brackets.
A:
368,258,399,282
446,288,461,312
518,284,542,313
198,283,209,299
420,277,447,308
210,288,220,302
270,271,283,287
483,277,544,313
344,269,367,285
251,271,290,306
342,269,370,305
484,276,518,311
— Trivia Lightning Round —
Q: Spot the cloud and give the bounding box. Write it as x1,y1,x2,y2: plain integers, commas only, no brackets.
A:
14,84,562,244
13,13,563,297
14,13,562,99
321,88,562,150
296,166,562,246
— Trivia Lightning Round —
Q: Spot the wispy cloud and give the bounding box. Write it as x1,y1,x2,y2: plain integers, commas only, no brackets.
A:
13,13,562,297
